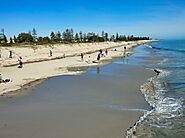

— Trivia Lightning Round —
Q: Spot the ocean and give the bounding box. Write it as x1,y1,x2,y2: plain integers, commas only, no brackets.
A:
127,40,185,138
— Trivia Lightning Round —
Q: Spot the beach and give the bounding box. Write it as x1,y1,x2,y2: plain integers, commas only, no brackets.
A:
0,40,157,138
0,40,153,95
0,52,155,138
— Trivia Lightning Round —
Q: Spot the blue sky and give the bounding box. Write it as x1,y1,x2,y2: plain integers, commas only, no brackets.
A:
1,0,185,39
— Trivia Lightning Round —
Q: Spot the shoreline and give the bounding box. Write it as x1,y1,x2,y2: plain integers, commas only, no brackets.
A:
0,40,157,138
0,40,155,96
0,57,156,138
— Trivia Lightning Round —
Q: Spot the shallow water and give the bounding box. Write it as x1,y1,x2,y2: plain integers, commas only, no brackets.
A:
131,40,185,138
0,47,155,138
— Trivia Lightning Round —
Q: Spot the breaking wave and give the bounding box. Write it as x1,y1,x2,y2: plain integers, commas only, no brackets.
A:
125,69,184,138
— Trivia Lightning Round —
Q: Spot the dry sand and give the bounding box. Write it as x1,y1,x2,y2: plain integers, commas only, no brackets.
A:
0,40,153,95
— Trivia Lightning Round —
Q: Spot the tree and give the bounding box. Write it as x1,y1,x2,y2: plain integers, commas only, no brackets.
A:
123,35,126,41
0,28,4,39
75,33,79,42
70,28,74,41
110,35,115,42
37,36,50,44
101,31,105,39
105,32,109,41
0,29,7,43
28,30,32,35
42,37,50,43
116,33,119,41
10,37,13,43
79,31,83,42
3,35,7,43
50,32,55,42
32,28,37,38
17,33,34,43
83,33,87,42
55,31,61,42
62,29,74,43
14,35,17,43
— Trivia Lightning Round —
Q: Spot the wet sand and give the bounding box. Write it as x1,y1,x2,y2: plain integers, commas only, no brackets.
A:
0,59,155,138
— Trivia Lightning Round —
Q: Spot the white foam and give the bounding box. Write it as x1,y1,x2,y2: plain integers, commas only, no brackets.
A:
100,104,148,112
125,68,183,138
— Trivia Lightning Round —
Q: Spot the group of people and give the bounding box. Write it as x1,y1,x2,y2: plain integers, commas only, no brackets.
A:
0,50,23,68
97,49,108,61
80,49,108,63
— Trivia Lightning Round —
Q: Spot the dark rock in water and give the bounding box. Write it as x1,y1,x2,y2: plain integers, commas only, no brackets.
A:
133,131,136,135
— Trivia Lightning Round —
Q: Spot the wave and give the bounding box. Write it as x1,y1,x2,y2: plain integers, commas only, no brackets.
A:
165,66,185,70
125,69,184,138
100,104,148,112
151,46,185,53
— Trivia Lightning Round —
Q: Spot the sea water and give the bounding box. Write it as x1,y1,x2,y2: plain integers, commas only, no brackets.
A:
127,40,185,138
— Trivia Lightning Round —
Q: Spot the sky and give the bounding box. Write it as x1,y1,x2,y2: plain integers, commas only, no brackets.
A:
1,0,185,39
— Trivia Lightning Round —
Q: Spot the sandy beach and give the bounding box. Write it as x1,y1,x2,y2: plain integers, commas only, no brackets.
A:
0,40,154,95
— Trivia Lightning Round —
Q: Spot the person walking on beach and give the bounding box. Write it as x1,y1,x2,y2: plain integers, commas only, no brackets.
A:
105,49,108,55
0,73,2,83
99,49,104,57
97,53,101,61
81,53,84,61
87,56,91,63
18,57,23,68
0,50,1,58
9,50,12,58
49,50,52,57
124,46,127,51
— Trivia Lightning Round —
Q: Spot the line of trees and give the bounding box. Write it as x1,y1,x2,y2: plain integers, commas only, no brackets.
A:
0,28,150,46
